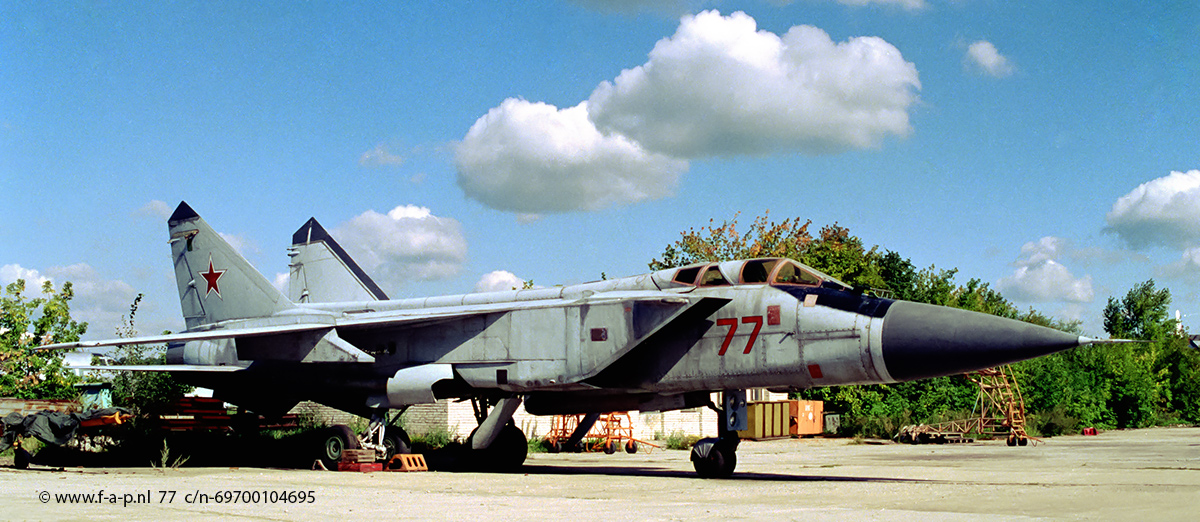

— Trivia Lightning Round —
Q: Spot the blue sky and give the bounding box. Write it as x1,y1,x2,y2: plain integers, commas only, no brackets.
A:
3,0,1198,339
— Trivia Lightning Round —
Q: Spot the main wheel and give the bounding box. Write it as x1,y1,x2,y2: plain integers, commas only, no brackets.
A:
14,447,31,469
383,429,412,462
318,425,360,470
467,424,528,472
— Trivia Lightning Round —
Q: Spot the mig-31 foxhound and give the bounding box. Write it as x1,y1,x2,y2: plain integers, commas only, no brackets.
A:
45,202,1123,477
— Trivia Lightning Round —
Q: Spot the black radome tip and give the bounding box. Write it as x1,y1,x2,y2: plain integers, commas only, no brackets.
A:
881,301,1081,382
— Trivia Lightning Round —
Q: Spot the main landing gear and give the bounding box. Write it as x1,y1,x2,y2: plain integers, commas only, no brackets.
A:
465,396,528,472
689,390,745,479
316,409,411,470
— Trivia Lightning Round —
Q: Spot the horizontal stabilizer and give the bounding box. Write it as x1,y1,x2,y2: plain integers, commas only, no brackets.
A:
38,322,337,351
73,364,247,372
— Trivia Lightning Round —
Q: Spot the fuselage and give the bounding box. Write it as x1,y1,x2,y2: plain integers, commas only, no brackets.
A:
169,257,1082,418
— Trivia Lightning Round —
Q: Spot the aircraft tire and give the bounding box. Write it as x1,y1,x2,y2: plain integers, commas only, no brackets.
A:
708,444,736,478
318,425,360,470
625,440,638,454
691,439,737,478
14,448,30,469
383,429,412,462
468,424,527,472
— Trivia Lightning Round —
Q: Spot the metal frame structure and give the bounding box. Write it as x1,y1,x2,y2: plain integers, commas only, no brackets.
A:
897,365,1035,446
544,412,658,454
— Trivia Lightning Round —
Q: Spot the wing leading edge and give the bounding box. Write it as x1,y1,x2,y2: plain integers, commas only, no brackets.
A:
40,292,731,381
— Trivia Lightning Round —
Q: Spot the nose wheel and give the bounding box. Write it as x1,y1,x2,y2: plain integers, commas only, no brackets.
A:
690,437,738,478
690,389,745,478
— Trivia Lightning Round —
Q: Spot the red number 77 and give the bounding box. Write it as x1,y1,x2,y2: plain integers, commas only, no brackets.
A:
717,316,763,356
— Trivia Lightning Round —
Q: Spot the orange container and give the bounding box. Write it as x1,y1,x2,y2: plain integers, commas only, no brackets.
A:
791,400,823,436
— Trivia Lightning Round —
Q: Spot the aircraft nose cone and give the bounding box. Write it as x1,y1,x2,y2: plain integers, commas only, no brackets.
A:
881,300,1082,382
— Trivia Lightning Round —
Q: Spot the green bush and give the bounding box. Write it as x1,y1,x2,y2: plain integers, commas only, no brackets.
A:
527,437,551,453
657,430,701,450
410,427,457,452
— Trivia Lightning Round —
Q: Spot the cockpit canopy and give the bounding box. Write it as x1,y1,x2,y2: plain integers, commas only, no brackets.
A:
661,258,850,290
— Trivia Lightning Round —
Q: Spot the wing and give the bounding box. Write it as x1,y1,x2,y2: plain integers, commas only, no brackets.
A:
42,291,730,379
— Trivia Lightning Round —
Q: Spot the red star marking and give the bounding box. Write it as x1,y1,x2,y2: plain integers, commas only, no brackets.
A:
199,256,226,298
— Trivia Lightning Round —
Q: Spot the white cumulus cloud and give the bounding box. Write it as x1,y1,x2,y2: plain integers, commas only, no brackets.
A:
997,237,1094,303
474,270,527,292
455,99,687,213
965,40,1015,78
1105,170,1200,250
1,264,50,289
456,11,919,213
0,263,157,339
332,205,468,290
137,200,172,220
588,11,920,157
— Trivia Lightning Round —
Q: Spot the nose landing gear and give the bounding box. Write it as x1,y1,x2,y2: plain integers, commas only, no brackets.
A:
690,390,746,478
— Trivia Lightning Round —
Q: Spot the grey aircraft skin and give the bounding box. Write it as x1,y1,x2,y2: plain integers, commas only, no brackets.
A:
45,202,1120,477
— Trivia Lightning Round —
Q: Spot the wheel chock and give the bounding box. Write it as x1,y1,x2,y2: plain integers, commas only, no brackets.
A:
386,454,428,472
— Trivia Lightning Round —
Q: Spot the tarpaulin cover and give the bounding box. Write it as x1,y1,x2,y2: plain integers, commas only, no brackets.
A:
1,408,131,453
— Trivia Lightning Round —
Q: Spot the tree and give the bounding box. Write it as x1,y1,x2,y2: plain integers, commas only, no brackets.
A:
0,279,86,399
649,212,814,270
1099,281,1199,426
877,251,917,300
1103,280,1174,341
649,213,890,291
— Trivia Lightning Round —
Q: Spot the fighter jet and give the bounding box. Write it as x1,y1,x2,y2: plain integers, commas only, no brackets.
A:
44,202,1124,477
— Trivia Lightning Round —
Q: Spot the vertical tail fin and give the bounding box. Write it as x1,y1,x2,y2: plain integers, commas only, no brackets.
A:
168,202,294,329
288,217,388,303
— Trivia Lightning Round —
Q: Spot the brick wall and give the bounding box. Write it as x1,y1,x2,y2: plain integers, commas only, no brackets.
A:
292,388,790,443
289,401,359,427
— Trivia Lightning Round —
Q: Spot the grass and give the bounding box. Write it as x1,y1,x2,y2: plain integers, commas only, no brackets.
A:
410,427,457,452
151,440,190,469
527,437,551,453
